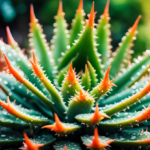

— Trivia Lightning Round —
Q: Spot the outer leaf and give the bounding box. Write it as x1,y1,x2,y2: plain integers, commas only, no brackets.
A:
0,110,26,127
96,1,111,69
110,54,150,94
110,16,141,76
29,5,54,81
110,130,150,146
28,135,56,147
42,113,80,136
103,79,150,116
99,110,150,128
51,1,68,65
0,128,23,146
54,141,82,150
0,98,50,125
69,0,85,46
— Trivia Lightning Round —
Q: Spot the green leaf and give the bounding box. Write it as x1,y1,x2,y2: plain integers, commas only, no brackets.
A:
0,99,50,125
81,64,91,90
0,128,23,146
51,1,68,65
0,110,27,127
110,55,150,94
29,6,54,81
69,1,84,47
99,111,148,128
110,16,141,76
67,90,94,122
87,61,98,89
31,134,56,147
81,135,113,147
54,141,82,150
96,1,111,69
110,130,150,146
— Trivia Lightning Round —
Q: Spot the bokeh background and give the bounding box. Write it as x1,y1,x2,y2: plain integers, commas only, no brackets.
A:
0,0,150,59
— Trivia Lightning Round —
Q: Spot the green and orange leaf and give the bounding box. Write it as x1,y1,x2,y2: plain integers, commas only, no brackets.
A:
42,113,80,136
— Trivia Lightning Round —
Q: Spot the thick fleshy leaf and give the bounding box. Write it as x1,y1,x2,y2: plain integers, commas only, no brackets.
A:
111,54,150,94
99,109,150,128
67,89,94,122
0,97,50,125
110,130,150,146
30,52,67,114
61,63,81,106
42,113,80,136
0,110,26,127
54,141,82,150
110,15,141,76
69,0,85,46
0,128,23,146
51,1,68,65
96,0,111,69
29,5,54,81
75,104,110,125
81,128,114,149
103,79,150,116
81,64,91,90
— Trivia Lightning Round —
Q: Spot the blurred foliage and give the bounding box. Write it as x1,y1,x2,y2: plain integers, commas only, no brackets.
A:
0,0,150,59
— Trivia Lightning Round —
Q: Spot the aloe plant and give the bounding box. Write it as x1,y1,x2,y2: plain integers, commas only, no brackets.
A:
0,0,150,149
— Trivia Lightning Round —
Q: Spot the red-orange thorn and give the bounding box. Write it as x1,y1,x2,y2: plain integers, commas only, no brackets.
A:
75,89,90,101
57,0,63,15
86,128,115,149
64,146,67,150
77,0,83,13
30,52,41,77
90,104,110,124
20,133,44,150
3,53,25,83
89,2,95,28
41,113,65,134
103,0,110,17
30,4,37,25
6,26,16,46
65,62,77,84
102,66,115,89
130,15,141,33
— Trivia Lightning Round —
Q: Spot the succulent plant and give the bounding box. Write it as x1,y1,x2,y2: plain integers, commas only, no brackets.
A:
1,0,150,149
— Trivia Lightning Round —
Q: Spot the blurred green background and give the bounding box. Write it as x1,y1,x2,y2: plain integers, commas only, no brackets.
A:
0,0,150,59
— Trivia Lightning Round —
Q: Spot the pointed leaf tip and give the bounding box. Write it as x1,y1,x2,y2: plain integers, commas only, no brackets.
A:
41,113,65,133
3,53,25,83
86,127,114,149
90,104,110,124
22,133,44,150
58,0,63,15
30,4,36,24
103,0,110,17
6,26,15,46
131,15,141,33
103,66,111,89
67,62,77,84
64,145,67,150
89,2,95,28
77,0,83,13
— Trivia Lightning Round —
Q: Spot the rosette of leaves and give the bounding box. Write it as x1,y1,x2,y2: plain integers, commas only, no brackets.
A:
0,0,150,149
